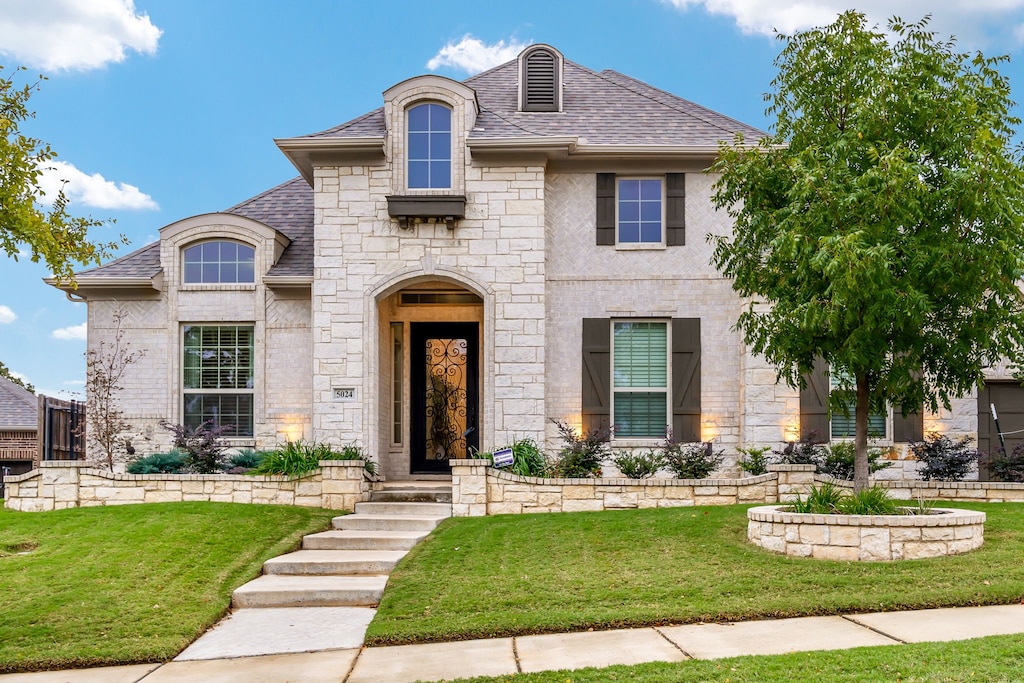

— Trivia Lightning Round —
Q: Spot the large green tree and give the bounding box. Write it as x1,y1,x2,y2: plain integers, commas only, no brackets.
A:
1,67,123,284
710,12,1024,492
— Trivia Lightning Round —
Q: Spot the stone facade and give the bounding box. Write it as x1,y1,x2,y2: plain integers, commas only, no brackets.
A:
747,505,986,561
4,460,368,512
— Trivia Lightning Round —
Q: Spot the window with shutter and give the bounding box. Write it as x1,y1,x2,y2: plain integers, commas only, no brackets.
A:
594,174,685,247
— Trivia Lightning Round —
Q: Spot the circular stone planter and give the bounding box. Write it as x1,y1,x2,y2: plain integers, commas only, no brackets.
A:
747,505,985,561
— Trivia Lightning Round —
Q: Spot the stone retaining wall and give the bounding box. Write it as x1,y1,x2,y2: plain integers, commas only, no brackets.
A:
747,505,986,561
450,461,1024,517
3,460,369,512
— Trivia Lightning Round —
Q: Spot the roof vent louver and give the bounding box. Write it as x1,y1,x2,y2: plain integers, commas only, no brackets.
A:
520,46,561,112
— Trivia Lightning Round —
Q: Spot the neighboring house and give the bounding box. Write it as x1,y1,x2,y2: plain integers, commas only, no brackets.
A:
50,45,1008,479
0,376,38,482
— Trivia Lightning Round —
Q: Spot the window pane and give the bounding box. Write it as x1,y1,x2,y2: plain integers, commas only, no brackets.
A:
429,132,450,158
613,322,667,388
640,222,662,243
430,103,451,132
202,263,218,283
238,261,254,283
619,201,639,222
220,263,237,283
201,242,220,261
183,394,253,437
408,104,430,131
184,245,201,264
220,242,237,261
408,132,429,159
239,245,254,265
640,201,661,222
430,161,451,188
619,222,640,243
618,179,639,201
184,263,201,283
409,161,429,188
614,392,667,438
830,371,886,439
640,179,662,200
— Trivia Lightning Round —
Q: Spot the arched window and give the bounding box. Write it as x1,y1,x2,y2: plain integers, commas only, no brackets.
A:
183,241,255,284
407,103,451,189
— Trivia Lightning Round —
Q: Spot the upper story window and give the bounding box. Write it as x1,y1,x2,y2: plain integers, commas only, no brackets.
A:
407,103,451,189
183,241,255,284
617,178,664,245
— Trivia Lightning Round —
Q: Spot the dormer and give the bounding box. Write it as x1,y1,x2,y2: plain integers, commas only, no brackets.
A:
519,45,563,112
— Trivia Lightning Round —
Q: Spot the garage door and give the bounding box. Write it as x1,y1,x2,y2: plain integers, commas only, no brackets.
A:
978,382,1024,480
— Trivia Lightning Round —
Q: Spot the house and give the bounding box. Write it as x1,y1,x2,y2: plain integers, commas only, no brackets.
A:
50,45,1007,480
0,376,39,484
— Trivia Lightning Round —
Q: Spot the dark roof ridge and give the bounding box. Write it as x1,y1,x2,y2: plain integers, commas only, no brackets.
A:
225,176,307,213
76,241,160,277
596,68,767,139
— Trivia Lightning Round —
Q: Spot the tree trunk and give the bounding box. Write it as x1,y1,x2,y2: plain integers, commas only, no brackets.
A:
854,373,870,493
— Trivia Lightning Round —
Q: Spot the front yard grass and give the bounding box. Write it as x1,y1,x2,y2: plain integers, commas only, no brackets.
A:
0,502,335,673
367,502,1024,645
452,634,1024,682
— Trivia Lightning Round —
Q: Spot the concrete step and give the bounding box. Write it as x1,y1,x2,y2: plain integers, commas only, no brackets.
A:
333,514,447,532
370,488,453,503
263,550,407,576
303,529,430,551
354,501,453,517
232,574,389,608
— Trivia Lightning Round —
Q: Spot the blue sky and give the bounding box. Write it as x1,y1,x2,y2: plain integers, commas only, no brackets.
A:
1,0,1024,397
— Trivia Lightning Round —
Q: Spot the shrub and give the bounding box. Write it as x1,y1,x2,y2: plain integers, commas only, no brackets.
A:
736,446,771,475
509,438,548,477
612,450,662,479
909,433,979,481
159,420,230,474
550,420,610,478
989,443,1024,483
839,486,899,515
774,435,825,468
660,435,723,479
789,482,845,514
251,441,377,477
818,440,893,481
126,450,186,474
226,449,267,470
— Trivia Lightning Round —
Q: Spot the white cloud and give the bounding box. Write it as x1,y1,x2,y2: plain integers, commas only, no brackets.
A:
0,305,15,324
0,0,161,72
427,35,531,74
52,322,87,340
660,1,1024,45
38,161,158,210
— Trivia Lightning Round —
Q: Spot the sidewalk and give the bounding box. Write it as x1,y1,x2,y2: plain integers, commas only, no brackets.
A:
3,604,1023,683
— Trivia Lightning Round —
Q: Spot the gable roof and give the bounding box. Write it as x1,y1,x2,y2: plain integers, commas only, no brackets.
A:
0,375,37,430
68,50,763,282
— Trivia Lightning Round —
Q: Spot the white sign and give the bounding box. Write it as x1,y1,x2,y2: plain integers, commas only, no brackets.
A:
333,387,356,402
492,448,514,468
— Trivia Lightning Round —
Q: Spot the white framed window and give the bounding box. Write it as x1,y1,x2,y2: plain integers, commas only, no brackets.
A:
407,103,452,190
617,178,664,246
611,320,670,438
829,371,888,440
182,325,254,437
183,241,255,284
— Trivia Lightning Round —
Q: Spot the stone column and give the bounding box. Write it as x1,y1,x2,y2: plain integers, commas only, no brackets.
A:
42,461,91,510
450,458,490,517
319,460,370,510
769,464,816,502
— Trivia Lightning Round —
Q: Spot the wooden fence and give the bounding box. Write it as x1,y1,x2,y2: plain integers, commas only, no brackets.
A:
37,396,86,461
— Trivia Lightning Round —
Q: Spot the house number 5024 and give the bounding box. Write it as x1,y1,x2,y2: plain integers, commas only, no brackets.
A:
333,388,356,402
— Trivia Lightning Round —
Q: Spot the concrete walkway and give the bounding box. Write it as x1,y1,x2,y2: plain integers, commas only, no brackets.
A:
3,604,1023,683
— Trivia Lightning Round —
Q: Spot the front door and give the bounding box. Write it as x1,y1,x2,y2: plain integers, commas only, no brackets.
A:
410,322,479,473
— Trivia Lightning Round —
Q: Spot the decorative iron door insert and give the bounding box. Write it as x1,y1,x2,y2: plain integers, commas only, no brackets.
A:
410,322,479,473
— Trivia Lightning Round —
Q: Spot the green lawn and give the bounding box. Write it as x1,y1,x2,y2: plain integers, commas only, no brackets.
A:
452,634,1024,683
367,502,1024,645
0,502,335,673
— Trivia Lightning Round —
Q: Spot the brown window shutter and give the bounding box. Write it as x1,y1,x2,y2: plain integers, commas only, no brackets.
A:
671,318,701,441
522,49,559,112
799,357,830,443
581,319,612,436
893,409,923,442
665,173,686,246
596,174,616,245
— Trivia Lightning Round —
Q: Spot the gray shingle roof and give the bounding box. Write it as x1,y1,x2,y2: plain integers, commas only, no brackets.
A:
225,176,314,278
73,51,763,282
0,375,37,429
